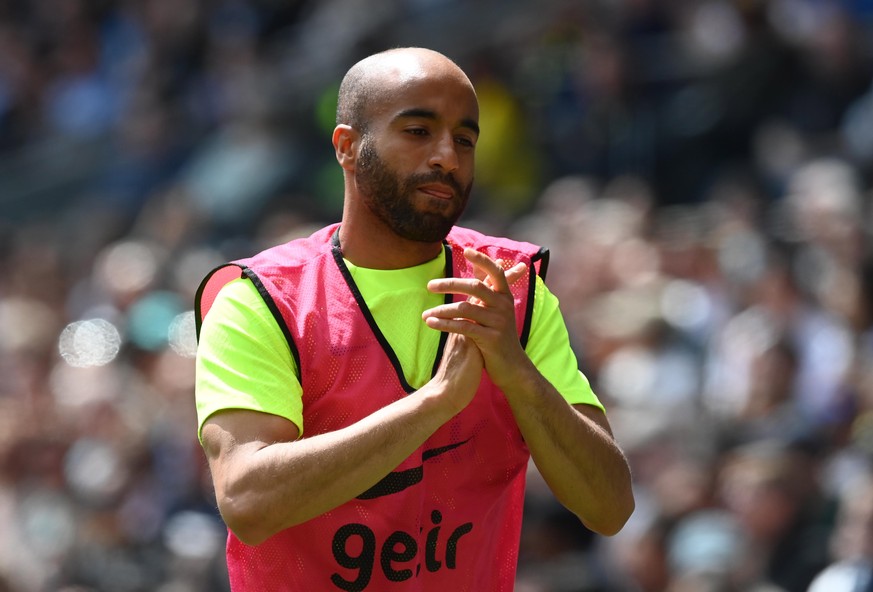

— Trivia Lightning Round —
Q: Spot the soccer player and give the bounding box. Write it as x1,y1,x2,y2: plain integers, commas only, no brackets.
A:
195,46,634,591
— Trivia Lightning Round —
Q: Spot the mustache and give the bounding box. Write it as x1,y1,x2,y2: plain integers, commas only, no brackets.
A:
406,171,467,197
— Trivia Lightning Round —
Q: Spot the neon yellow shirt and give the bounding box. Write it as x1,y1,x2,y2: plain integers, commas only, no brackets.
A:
195,251,602,439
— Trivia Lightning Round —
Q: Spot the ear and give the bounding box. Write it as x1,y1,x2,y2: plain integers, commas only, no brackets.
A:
332,124,359,172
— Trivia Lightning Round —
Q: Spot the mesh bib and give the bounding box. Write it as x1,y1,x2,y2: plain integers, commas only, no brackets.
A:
196,224,550,591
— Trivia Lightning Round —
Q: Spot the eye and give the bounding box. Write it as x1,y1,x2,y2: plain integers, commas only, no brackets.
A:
455,135,476,148
406,127,429,137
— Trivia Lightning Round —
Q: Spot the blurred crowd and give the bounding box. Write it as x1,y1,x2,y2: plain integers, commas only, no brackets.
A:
2,0,873,591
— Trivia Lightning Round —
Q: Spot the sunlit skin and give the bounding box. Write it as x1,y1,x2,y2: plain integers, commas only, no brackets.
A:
200,48,634,547
354,135,472,244
334,50,480,269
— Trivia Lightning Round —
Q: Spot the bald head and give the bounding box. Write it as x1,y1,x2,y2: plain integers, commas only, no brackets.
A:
336,48,476,134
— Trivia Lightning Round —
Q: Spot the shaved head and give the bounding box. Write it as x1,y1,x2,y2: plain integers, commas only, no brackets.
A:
336,47,475,134
332,47,480,249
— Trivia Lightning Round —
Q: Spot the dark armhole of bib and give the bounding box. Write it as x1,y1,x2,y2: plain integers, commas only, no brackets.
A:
520,247,550,348
239,266,302,378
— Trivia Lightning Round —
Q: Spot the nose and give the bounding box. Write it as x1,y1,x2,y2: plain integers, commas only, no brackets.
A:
428,132,459,172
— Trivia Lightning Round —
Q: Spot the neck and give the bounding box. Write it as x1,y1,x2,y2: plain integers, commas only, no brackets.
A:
337,217,444,269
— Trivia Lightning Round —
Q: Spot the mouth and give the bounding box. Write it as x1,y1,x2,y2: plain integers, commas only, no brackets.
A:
418,183,455,200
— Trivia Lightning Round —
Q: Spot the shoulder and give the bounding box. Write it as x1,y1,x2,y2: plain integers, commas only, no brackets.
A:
448,225,550,281
447,225,543,255
200,277,281,339
196,224,339,334
241,223,339,271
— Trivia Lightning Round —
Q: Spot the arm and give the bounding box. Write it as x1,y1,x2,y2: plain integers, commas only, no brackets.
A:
200,327,485,546
422,248,634,535
495,360,634,536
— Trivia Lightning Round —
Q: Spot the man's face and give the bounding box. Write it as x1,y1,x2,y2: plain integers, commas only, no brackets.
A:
355,133,473,243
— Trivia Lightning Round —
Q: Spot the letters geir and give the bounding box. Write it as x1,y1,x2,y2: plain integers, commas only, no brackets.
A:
330,511,474,591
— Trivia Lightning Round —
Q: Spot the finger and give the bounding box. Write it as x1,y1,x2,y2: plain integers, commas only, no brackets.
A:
424,314,489,338
463,248,510,293
422,300,501,325
473,261,527,306
426,278,493,304
464,249,530,293
504,262,528,286
426,254,529,303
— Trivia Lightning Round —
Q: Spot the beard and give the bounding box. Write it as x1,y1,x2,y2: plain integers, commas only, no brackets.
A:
355,138,472,243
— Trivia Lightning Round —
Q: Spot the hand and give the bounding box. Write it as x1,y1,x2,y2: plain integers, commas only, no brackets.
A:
422,248,529,390
427,332,484,415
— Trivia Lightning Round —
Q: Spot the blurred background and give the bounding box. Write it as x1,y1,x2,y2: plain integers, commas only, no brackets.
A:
2,0,873,590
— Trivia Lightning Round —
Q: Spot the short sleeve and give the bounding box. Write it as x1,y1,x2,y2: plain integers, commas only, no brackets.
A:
195,277,304,442
526,275,604,411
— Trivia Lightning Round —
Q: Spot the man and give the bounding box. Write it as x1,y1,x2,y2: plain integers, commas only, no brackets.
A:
195,47,634,591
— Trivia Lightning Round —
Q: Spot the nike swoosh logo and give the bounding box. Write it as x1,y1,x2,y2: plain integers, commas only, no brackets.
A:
357,439,471,500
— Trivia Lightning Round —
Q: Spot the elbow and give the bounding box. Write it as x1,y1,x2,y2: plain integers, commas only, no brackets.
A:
227,522,271,547
578,489,636,537
587,505,634,537
217,493,276,546
217,484,314,546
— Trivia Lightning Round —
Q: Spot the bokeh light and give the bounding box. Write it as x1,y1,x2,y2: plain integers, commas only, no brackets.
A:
168,310,198,358
58,318,122,368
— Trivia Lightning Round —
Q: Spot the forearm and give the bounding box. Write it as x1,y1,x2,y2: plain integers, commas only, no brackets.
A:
421,249,634,534
208,385,457,545
499,359,634,535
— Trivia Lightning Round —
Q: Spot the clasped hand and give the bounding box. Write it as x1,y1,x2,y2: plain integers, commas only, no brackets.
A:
422,248,529,392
